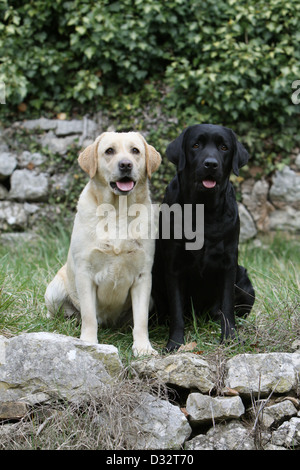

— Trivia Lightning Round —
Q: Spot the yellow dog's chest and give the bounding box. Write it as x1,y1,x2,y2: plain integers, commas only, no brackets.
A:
90,240,145,289
87,240,147,323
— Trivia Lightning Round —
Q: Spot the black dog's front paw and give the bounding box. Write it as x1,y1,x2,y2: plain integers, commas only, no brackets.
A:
220,326,243,345
165,336,184,353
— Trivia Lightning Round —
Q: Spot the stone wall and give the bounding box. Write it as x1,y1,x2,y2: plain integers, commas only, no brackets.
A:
0,116,101,237
0,332,300,450
0,117,300,240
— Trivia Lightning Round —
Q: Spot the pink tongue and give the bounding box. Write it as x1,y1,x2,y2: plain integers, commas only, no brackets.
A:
203,180,216,189
116,180,134,192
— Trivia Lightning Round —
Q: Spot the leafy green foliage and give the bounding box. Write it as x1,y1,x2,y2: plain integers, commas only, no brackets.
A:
0,0,183,108
0,0,300,175
165,0,300,128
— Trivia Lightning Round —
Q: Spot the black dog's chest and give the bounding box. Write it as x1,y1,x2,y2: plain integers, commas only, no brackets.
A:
189,238,234,274
204,239,224,260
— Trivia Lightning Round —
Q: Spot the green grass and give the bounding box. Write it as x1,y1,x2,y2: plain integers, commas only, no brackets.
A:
0,224,299,362
183,234,300,355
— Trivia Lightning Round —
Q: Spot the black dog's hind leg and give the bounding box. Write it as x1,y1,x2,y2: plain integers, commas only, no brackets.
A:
219,268,238,342
234,265,255,317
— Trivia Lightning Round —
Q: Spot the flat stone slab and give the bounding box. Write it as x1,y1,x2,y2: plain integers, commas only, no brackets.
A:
225,352,300,397
133,352,216,393
0,332,123,403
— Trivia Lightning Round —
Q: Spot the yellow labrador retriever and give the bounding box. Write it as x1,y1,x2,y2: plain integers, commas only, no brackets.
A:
45,132,161,356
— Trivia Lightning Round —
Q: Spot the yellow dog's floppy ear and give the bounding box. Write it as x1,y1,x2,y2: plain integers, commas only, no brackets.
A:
138,134,161,179
146,144,161,179
78,136,101,179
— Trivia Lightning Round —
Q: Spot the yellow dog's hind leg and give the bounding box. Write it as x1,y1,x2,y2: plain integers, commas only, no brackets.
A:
45,265,79,318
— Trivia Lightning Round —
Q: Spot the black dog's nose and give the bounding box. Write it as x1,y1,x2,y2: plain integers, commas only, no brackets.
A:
204,157,218,170
119,159,133,172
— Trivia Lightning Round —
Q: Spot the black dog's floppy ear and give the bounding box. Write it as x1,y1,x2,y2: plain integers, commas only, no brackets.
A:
231,131,250,176
166,128,189,172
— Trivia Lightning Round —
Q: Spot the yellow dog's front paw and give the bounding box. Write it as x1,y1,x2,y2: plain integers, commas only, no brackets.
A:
132,342,158,357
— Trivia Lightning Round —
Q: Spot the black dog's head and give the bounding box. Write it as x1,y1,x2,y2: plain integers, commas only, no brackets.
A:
166,124,249,193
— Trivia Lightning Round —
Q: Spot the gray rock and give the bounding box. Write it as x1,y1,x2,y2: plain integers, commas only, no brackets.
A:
18,151,47,168
0,231,39,244
81,118,98,139
0,201,28,230
291,339,300,351
0,139,9,153
0,332,123,404
0,152,17,180
225,352,300,397
128,392,191,449
55,119,84,136
186,392,245,424
241,178,274,232
259,400,298,428
56,118,97,137
39,131,79,155
0,184,8,199
21,117,58,131
185,420,256,450
270,166,300,210
50,172,74,197
269,207,300,232
271,417,300,448
263,443,287,450
9,169,49,201
0,401,28,419
238,203,257,242
21,117,98,139
132,353,215,393
24,202,40,214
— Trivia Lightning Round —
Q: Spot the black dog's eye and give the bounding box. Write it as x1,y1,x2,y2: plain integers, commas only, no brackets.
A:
192,143,199,149
105,147,115,155
219,144,228,151
131,147,140,154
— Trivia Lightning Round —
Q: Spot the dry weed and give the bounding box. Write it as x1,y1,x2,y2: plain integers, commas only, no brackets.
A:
0,369,168,450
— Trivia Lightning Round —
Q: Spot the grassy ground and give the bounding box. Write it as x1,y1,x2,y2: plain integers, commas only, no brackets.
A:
0,225,299,449
0,223,299,362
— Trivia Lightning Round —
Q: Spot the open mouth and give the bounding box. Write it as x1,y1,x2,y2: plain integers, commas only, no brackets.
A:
110,177,136,194
202,178,217,189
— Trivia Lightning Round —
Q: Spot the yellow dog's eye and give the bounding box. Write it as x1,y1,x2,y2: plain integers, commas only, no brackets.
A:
132,147,140,154
105,147,114,155
220,144,228,151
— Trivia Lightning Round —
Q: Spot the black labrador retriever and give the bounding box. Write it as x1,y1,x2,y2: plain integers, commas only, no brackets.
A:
152,124,255,351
